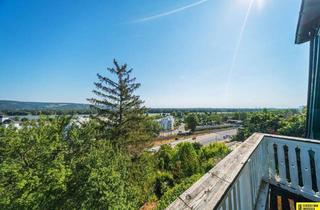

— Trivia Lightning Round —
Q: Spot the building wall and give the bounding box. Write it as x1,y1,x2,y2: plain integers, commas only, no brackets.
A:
306,29,320,139
156,116,175,131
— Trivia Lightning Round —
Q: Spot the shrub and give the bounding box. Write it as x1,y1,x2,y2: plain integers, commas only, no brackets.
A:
201,142,230,160
154,172,174,198
156,145,174,171
156,174,202,210
128,152,157,206
172,143,202,179
278,113,306,138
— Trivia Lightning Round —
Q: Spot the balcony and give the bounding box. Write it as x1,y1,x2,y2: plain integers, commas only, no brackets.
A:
167,133,320,210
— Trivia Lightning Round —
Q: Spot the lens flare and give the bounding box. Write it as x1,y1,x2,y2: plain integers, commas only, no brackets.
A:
256,0,264,10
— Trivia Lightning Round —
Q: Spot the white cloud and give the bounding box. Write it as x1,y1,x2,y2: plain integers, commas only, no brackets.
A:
130,0,209,23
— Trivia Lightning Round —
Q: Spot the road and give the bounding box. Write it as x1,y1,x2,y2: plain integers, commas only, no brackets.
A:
148,128,238,152
158,123,186,137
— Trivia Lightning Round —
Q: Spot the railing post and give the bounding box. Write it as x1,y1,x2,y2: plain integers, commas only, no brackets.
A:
287,144,299,189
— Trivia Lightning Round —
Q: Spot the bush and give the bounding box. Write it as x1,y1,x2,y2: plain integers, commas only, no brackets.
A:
172,143,202,179
127,152,156,207
156,174,202,210
154,172,174,198
201,142,230,159
156,145,174,171
278,113,306,137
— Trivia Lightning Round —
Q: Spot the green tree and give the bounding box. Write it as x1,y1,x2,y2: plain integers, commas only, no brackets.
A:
185,114,199,132
233,109,306,141
157,145,174,171
144,117,161,138
172,143,202,179
0,117,71,209
278,111,306,137
88,59,147,145
65,138,138,209
0,118,231,209
0,117,143,209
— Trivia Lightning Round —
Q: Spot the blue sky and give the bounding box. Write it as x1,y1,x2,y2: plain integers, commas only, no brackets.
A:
0,0,309,108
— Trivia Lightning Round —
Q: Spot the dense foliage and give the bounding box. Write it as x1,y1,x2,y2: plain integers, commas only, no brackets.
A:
0,117,230,209
156,174,202,210
184,114,199,132
233,109,306,141
153,142,229,209
0,118,139,209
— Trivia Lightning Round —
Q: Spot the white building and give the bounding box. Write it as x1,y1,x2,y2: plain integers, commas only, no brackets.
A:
156,115,175,131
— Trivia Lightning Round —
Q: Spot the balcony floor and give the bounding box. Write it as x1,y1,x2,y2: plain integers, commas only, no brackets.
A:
269,184,312,210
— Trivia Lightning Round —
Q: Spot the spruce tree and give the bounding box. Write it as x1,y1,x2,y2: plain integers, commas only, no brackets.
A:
88,59,147,144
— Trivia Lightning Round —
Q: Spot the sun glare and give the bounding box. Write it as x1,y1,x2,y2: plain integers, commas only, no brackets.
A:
256,0,265,9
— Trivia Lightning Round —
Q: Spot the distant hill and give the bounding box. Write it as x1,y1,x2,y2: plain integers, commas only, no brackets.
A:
0,100,299,116
148,107,298,113
0,100,90,112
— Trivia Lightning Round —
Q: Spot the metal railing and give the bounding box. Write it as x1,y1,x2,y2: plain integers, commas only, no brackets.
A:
167,133,320,210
